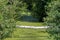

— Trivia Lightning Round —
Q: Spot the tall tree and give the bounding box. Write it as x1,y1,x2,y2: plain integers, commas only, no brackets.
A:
0,0,16,40
32,0,47,22
14,0,28,20
45,0,60,40
23,0,47,22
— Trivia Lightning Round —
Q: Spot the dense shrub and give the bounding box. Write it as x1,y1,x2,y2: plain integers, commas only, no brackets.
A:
0,0,16,40
45,0,60,40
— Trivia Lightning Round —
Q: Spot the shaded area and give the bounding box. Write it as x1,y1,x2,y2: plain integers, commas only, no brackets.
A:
20,15,38,22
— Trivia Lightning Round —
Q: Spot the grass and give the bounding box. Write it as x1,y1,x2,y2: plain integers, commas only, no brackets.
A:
4,28,51,40
4,21,50,40
16,21,46,26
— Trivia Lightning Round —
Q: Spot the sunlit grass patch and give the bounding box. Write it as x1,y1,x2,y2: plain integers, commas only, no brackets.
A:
16,21,46,26
4,28,50,40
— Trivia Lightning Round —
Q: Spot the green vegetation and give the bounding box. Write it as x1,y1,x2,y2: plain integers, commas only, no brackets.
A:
0,0,16,40
22,0,47,22
4,28,50,40
45,0,60,40
13,0,48,22
16,21,46,26
0,0,60,40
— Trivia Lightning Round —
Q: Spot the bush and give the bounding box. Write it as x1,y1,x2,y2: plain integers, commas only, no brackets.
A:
45,0,60,40
0,0,16,40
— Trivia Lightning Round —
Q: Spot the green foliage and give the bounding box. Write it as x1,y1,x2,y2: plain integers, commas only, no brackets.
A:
13,0,47,22
45,0,60,40
33,0,47,22
0,0,16,40
14,0,28,20
24,0,47,22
